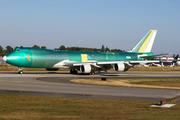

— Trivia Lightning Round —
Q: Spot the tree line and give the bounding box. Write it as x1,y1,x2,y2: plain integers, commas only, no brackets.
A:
55,45,125,52
0,45,47,56
0,45,125,56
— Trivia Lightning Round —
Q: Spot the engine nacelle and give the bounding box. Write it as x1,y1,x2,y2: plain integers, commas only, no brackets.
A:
113,62,130,72
80,64,96,73
46,68,59,71
80,64,91,73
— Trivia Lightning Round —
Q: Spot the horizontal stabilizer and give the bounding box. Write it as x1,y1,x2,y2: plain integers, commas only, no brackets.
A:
139,53,170,59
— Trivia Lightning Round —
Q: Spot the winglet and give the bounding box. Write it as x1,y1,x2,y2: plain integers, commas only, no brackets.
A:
131,30,157,53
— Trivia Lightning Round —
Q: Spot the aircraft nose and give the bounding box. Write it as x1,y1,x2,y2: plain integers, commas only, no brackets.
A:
2,56,6,62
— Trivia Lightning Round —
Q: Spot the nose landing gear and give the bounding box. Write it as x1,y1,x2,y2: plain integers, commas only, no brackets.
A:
18,67,23,74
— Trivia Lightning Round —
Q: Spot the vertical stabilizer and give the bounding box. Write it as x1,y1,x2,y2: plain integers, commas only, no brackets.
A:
131,30,157,53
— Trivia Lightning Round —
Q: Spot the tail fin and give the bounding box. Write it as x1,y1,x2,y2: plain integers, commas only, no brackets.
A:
174,54,179,61
166,56,169,61
131,30,157,53
173,54,179,64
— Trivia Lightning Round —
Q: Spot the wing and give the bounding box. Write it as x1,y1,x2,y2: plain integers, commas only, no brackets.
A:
63,61,131,73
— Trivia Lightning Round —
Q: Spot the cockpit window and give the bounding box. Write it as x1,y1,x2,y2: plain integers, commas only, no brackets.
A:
15,48,20,51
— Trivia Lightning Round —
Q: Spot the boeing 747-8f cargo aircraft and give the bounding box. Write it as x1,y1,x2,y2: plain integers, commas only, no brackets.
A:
3,30,161,74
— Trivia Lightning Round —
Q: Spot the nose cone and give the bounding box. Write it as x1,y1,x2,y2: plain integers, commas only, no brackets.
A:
2,56,6,62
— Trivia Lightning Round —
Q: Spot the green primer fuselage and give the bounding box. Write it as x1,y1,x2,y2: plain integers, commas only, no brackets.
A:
5,47,154,68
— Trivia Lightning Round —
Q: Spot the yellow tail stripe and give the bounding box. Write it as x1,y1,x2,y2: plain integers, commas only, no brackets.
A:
138,30,156,52
81,54,88,62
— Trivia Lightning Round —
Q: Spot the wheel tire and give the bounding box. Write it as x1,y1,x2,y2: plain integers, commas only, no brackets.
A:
18,71,23,74
90,72,95,75
74,70,78,74
70,69,73,74
70,69,78,74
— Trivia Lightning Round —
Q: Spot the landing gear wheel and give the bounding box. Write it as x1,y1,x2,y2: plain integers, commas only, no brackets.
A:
70,69,73,74
70,69,78,74
18,70,23,74
90,72,95,75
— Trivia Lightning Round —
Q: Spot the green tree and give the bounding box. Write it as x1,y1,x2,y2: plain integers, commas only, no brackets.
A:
101,45,105,52
111,49,125,52
0,45,3,53
59,45,66,50
105,46,110,52
32,45,40,48
5,45,13,53
173,54,175,58
41,46,46,49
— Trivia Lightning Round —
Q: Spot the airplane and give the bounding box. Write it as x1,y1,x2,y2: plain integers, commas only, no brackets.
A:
3,30,161,74
175,55,180,66
146,54,179,67
162,54,179,67
158,56,180,61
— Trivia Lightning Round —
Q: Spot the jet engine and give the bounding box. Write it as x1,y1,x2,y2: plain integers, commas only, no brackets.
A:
46,68,59,71
113,62,130,72
80,64,95,74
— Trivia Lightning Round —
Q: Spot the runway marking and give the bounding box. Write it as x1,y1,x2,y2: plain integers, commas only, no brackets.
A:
166,95,180,102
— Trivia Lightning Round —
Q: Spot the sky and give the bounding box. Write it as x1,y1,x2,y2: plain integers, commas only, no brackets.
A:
0,0,180,55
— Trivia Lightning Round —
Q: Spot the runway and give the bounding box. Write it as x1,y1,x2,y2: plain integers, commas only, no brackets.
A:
0,72,180,102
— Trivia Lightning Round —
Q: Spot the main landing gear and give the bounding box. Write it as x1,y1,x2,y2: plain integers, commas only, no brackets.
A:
70,69,78,74
18,67,23,74
70,69,96,75
90,72,95,75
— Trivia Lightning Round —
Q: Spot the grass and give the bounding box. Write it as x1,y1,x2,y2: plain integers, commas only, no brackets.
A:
0,94,180,120
71,78,180,89
129,78,180,87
